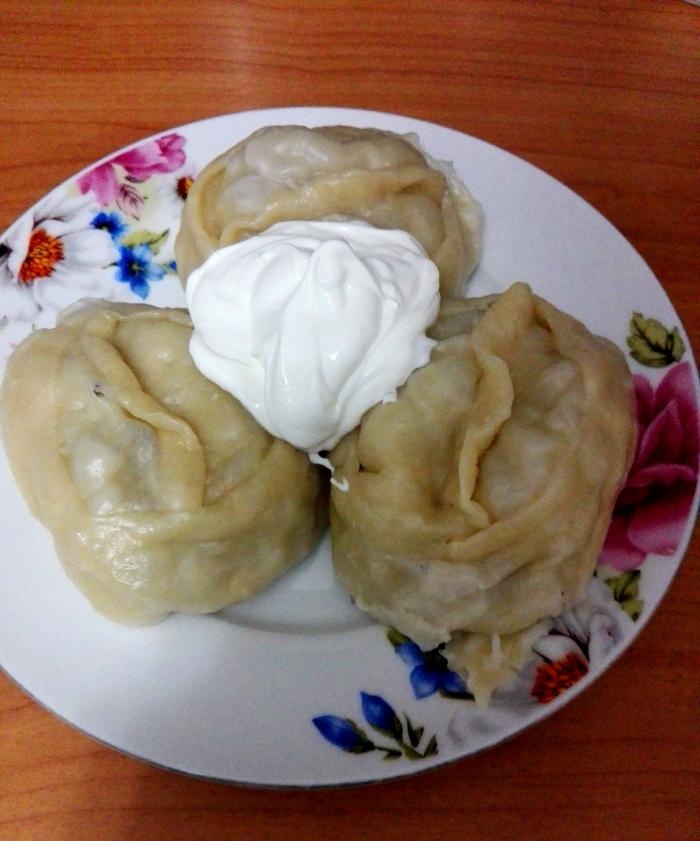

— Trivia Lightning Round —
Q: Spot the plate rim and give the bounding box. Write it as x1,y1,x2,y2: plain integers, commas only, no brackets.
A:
0,106,697,788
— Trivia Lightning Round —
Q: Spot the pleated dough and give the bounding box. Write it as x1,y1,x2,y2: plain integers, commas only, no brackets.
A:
175,124,482,295
329,283,636,703
1,301,327,625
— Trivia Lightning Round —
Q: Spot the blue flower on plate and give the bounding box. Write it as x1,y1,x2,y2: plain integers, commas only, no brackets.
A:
360,691,403,740
312,714,374,754
91,211,127,242
116,243,165,299
388,630,473,700
312,692,438,762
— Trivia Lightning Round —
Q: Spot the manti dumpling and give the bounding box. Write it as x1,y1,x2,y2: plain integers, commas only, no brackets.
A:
0,301,327,625
175,124,482,295
328,283,636,704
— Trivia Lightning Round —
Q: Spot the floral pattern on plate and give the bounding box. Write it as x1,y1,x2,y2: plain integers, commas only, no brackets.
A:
500,576,634,707
0,192,118,323
311,316,698,762
0,133,191,358
387,629,472,701
0,112,698,784
313,692,439,761
599,360,698,572
77,133,188,216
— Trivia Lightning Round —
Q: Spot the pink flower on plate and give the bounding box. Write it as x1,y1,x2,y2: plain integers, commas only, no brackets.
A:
116,182,145,220
599,361,699,571
113,133,186,181
77,134,186,213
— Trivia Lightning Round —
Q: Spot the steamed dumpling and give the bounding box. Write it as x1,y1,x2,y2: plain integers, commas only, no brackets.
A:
328,283,636,703
175,124,482,295
0,301,327,625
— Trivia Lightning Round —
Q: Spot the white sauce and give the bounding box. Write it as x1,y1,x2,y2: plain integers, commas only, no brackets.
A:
186,220,440,453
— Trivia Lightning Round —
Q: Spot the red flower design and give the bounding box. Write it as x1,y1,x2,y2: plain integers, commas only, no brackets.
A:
531,652,589,704
599,361,699,571
18,228,64,283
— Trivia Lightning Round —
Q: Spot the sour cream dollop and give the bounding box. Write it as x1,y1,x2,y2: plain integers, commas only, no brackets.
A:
186,219,440,453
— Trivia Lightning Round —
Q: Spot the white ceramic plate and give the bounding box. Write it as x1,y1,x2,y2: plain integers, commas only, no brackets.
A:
0,108,697,787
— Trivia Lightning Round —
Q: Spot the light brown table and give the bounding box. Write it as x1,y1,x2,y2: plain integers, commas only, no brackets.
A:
1,2,698,839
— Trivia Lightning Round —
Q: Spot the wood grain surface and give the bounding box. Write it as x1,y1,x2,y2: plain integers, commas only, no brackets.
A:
1,2,698,840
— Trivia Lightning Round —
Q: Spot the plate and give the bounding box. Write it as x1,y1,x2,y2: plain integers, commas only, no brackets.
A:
0,108,697,787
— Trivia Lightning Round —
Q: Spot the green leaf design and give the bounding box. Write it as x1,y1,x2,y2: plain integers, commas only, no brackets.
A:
342,720,376,755
386,628,409,648
404,714,424,748
627,312,686,368
620,598,643,621
121,228,170,255
423,734,439,758
376,710,404,743
604,570,644,621
669,327,685,362
381,748,403,761
399,714,438,760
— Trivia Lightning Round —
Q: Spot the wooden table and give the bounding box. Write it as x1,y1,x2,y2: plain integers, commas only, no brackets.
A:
1,2,698,839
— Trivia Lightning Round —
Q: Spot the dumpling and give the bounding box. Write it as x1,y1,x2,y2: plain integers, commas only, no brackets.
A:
175,124,482,295
0,301,327,625
328,283,636,703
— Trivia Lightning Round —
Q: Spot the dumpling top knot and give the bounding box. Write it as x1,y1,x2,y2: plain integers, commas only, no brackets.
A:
175,124,482,296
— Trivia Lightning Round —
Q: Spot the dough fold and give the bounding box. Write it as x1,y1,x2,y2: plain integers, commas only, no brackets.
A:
175,124,482,295
329,283,636,702
1,301,327,625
